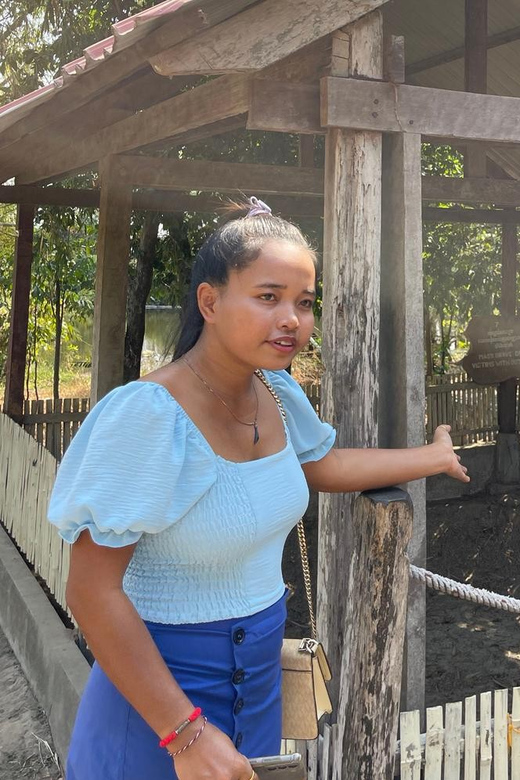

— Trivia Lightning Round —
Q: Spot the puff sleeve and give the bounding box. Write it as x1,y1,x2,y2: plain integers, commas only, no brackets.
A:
264,370,336,464
47,381,217,547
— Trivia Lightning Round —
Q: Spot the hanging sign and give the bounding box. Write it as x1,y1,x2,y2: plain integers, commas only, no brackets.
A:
461,316,520,384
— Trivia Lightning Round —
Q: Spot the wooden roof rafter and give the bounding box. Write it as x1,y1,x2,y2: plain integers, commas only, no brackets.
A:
0,0,391,185
0,70,201,173
406,24,520,77
0,0,261,146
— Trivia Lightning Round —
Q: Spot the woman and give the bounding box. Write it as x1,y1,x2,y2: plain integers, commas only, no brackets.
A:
48,198,468,780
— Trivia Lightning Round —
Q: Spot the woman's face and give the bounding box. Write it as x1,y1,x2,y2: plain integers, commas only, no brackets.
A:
207,239,317,370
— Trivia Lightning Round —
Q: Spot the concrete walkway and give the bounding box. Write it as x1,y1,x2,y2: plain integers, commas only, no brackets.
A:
0,626,62,780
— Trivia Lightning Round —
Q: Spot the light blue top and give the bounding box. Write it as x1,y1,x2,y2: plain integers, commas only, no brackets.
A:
48,370,335,624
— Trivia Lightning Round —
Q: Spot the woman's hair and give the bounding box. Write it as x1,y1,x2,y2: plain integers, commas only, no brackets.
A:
172,199,316,361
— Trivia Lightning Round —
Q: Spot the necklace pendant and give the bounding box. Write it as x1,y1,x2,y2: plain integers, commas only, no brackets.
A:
253,422,260,445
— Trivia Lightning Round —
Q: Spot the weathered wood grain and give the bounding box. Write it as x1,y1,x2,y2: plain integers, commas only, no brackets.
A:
90,157,133,403
337,489,413,779
15,75,251,184
379,132,425,712
248,80,320,135
0,72,198,182
150,0,389,76
423,176,520,206
321,77,520,144
425,706,443,780
464,696,477,780
0,0,258,146
317,11,384,779
494,689,509,780
117,156,324,196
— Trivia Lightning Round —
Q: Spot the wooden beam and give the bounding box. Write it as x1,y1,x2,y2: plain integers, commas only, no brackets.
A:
341,489,413,778
423,176,520,206
0,184,324,217
318,12,383,771
150,0,389,76
0,185,100,208
9,171,520,212
407,25,520,77
321,78,520,145
116,156,325,196
248,80,320,135
423,206,520,224
0,72,198,178
0,0,259,146
3,205,34,421
140,115,247,155
258,36,331,83
464,0,488,178
90,157,132,403
379,132,425,714
14,75,251,184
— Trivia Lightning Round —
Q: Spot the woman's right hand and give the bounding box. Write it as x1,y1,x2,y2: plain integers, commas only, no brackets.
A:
172,720,255,780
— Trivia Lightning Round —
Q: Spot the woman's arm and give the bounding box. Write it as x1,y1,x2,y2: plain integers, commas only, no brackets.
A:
67,531,254,780
302,425,469,493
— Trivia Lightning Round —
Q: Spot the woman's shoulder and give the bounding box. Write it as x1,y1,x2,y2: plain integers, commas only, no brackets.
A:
261,369,336,464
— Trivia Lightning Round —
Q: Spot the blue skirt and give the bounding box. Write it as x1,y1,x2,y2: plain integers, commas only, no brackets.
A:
66,593,287,779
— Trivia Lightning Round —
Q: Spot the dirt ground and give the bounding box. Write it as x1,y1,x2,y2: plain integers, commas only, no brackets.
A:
284,489,520,710
2,489,520,779
426,489,520,707
0,627,62,780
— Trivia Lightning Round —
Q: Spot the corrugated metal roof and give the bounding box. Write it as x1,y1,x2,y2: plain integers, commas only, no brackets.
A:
0,0,192,129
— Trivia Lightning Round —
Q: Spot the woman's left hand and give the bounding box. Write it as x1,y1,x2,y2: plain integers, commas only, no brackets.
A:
432,425,470,483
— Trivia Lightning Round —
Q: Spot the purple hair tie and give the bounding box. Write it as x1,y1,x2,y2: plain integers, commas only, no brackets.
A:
246,196,272,218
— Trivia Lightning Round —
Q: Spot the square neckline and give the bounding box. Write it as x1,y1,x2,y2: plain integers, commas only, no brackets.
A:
141,379,291,466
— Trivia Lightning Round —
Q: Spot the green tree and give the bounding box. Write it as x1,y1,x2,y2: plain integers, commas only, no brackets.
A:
29,207,96,398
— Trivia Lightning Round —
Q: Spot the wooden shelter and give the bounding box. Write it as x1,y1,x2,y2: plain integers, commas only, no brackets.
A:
2,0,520,774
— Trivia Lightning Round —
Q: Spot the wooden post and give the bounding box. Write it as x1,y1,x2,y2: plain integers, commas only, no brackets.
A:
3,204,34,421
336,488,413,779
380,131,426,715
464,0,488,178
318,6,383,719
91,156,133,403
496,218,518,482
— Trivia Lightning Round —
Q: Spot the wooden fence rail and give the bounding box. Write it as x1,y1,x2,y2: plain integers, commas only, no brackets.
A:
397,687,520,779
0,373,512,461
2,407,519,776
425,373,501,447
0,412,69,615
0,397,90,460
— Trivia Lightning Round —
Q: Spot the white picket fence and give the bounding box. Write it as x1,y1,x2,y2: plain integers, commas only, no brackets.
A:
0,411,69,612
282,688,520,778
398,688,520,780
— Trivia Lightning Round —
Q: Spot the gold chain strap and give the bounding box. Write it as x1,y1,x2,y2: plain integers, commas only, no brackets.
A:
254,370,317,640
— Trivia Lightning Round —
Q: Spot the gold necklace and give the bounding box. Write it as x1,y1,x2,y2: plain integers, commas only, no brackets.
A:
183,358,260,445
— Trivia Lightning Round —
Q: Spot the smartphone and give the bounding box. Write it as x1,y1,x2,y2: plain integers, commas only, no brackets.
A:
250,752,306,779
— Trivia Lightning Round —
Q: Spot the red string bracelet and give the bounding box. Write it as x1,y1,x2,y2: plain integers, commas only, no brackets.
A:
159,707,202,748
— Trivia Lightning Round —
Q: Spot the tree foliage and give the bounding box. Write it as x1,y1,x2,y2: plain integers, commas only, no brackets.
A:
0,0,154,100
421,144,504,375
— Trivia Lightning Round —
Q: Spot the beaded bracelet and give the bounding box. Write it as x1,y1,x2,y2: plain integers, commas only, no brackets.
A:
159,707,202,748
170,716,208,758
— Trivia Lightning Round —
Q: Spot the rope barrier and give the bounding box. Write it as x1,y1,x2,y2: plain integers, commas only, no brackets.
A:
410,564,520,614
